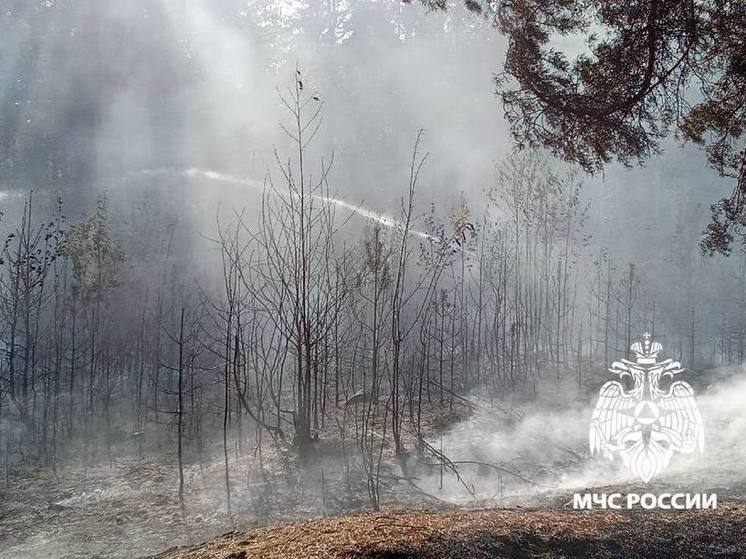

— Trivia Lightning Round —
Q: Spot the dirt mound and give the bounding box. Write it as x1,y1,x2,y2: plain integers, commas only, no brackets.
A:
149,502,746,559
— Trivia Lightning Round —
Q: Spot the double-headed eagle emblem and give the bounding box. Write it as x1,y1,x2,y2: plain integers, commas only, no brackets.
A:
589,333,704,482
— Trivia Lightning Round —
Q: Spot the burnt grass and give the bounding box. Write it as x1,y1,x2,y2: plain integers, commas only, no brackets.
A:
150,504,746,559
5,398,745,559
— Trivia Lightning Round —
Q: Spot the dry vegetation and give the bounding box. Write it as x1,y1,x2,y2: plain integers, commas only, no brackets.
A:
150,504,746,559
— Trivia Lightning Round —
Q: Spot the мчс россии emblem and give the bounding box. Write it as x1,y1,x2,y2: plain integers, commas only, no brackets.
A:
589,333,704,482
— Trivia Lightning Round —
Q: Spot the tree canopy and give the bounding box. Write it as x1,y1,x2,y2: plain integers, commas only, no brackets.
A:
423,0,746,254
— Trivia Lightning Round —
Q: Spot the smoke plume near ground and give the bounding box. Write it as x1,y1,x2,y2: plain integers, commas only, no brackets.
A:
418,365,746,506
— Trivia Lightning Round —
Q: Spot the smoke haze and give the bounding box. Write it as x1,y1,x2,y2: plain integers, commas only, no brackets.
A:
0,2,743,559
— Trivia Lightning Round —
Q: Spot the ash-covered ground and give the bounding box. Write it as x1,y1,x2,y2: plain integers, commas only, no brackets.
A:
3,368,746,559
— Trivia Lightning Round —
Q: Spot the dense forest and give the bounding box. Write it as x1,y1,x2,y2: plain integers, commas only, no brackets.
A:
1,1,745,558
